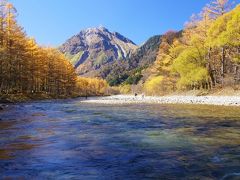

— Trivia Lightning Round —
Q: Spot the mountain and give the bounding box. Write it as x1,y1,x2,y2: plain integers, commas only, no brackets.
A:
59,26,137,76
100,35,163,86
125,35,162,69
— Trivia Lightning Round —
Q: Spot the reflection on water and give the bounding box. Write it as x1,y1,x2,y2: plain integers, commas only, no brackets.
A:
0,99,240,179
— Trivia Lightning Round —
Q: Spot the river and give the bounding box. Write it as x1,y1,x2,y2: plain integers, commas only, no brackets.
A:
0,98,240,179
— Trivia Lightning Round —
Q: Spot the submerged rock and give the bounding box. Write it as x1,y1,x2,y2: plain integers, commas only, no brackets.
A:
0,104,8,111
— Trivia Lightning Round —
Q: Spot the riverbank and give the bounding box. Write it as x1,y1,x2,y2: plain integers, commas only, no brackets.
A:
0,93,84,105
81,95,240,106
0,93,78,111
0,93,67,103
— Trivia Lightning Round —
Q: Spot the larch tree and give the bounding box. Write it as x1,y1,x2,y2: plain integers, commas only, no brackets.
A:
152,31,183,93
206,0,233,19
205,0,235,86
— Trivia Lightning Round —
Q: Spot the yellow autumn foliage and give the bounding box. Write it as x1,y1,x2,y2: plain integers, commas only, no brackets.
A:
144,76,164,95
76,77,108,96
119,84,132,94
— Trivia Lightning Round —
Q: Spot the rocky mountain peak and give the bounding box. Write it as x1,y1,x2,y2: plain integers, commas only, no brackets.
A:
59,26,138,76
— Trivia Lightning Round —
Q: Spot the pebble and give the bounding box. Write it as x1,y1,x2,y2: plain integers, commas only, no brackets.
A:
82,95,240,107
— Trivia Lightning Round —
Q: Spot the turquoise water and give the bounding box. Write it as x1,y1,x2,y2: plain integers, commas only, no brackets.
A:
0,99,240,179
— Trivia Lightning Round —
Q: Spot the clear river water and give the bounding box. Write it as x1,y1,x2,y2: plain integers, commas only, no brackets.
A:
0,98,240,179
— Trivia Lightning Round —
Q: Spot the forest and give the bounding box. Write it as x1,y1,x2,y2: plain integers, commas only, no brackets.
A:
0,0,108,102
141,0,240,95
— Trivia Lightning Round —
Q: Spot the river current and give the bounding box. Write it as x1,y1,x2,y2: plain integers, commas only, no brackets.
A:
0,99,240,179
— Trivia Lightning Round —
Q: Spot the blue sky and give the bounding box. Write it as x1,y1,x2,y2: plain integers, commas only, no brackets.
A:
10,0,239,46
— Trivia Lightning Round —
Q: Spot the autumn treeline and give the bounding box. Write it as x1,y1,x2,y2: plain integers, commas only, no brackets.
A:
0,1,76,97
144,0,240,95
76,77,108,96
0,1,108,100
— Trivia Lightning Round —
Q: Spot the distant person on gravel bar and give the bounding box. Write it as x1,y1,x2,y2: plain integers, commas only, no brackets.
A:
135,93,138,97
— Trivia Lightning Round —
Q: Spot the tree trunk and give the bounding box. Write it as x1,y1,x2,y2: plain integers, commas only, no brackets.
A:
207,47,215,88
221,46,226,86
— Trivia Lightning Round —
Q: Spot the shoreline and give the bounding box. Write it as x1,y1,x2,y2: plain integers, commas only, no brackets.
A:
81,95,240,106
